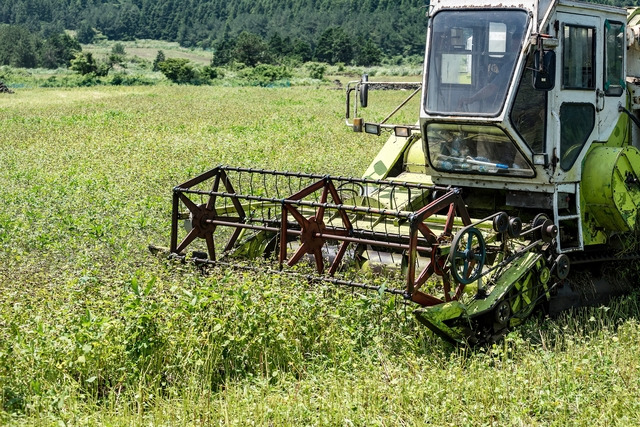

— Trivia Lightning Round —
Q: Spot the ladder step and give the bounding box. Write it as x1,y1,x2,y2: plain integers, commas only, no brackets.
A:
557,214,580,220
554,184,583,253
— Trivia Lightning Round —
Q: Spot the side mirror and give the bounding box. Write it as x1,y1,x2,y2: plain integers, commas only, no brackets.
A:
533,50,555,91
359,74,368,108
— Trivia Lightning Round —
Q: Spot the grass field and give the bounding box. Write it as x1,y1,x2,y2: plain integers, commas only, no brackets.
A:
1,85,640,425
83,40,214,65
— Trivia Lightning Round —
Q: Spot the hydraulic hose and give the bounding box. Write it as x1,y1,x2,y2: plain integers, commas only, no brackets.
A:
618,103,640,130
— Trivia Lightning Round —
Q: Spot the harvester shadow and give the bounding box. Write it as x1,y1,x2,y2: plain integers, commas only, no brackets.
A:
513,289,640,351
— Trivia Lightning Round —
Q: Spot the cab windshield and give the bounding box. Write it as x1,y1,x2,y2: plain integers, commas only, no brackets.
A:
426,123,534,177
425,10,529,116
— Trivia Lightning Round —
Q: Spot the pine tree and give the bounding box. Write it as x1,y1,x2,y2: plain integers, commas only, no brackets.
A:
355,37,382,66
153,50,166,71
234,32,270,67
76,21,96,44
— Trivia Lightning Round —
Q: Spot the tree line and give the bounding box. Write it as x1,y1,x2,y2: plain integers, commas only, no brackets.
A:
0,24,79,69
2,0,635,71
0,0,428,62
2,0,635,59
212,27,384,67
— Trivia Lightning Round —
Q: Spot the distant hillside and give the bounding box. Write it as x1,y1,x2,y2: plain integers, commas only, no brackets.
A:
0,0,428,57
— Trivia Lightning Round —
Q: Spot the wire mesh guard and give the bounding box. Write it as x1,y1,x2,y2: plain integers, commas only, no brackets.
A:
169,166,476,307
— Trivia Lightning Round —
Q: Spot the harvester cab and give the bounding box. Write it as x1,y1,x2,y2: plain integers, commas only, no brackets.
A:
156,0,640,344
349,0,639,254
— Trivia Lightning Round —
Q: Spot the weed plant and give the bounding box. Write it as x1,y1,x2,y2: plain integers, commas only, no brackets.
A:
0,86,639,425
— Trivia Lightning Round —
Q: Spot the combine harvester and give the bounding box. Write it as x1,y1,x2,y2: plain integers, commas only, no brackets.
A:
156,0,640,343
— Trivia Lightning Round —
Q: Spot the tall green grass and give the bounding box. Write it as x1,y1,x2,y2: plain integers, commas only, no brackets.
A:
1,86,639,425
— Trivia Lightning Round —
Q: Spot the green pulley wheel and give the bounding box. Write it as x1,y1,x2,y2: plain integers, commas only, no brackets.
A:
450,226,486,285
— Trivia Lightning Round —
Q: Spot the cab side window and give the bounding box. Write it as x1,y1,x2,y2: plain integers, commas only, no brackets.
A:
604,20,624,96
562,25,595,89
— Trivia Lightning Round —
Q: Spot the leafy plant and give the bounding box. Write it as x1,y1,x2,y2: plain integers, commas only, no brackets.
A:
233,32,271,67
111,43,127,56
152,50,165,71
70,52,110,77
201,65,221,80
239,64,291,86
306,62,326,80
157,58,197,83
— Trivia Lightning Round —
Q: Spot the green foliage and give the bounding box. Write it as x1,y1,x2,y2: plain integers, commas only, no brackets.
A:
111,43,126,56
0,0,424,64
107,53,125,70
233,32,271,67
76,21,96,44
209,31,318,67
306,62,327,80
201,65,221,80
355,37,383,67
70,52,98,75
291,39,313,63
315,27,353,65
70,52,109,77
211,35,235,67
109,72,156,86
268,33,287,58
152,50,165,72
0,51,422,90
239,64,292,86
41,33,82,69
0,25,38,68
157,58,197,83
0,25,81,69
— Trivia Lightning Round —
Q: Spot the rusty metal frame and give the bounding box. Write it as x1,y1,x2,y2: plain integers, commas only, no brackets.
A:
169,166,473,306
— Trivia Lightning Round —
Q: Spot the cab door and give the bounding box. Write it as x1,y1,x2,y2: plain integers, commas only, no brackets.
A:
550,12,601,181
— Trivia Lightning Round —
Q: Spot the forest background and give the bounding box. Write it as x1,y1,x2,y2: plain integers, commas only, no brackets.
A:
0,0,428,79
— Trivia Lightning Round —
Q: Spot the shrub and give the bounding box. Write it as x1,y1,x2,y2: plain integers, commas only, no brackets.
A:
306,62,326,80
70,52,98,75
110,72,125,85
109,74,155,86
240,64,291,86
201,66,222,80
111,43,126,56
157,58,197,84
70,52,110,77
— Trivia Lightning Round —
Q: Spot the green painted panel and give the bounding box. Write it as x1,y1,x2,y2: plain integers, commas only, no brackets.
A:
582,145,640,232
